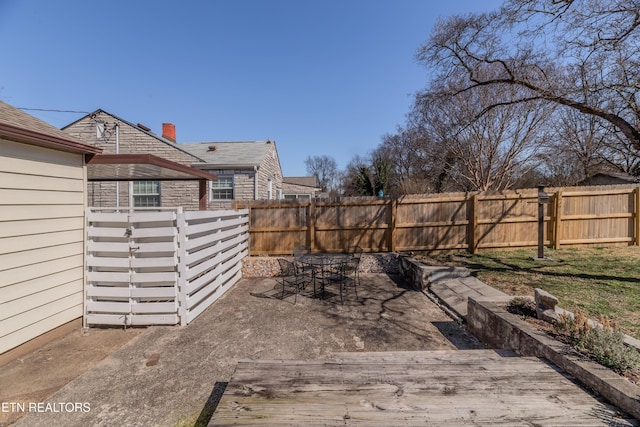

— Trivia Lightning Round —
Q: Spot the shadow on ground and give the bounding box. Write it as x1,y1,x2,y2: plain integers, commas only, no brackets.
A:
9,273,483,427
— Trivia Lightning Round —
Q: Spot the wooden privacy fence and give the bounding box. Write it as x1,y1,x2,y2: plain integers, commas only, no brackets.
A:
85,208,249,327
239,185,640,255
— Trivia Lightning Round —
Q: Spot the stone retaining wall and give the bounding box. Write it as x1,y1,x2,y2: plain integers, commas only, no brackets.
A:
397,256,470,291
241,253,400,277
467,296,640,420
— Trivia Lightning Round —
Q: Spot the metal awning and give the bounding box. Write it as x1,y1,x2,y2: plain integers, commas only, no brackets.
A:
87,154,217,181
86,154,217,210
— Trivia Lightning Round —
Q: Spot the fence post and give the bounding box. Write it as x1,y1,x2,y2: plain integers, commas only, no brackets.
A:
635,187,640,246
468,194,479,254
388,198,397,252
83,208,91,329
308,200,316,252
246,204,252,256
553,191,563,249
176,207,188,326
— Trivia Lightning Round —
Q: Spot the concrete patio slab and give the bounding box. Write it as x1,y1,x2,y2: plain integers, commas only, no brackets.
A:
7,273,482,427
430,277,509,319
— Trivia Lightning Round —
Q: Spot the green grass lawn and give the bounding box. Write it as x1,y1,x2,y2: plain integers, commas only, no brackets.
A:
424,247,640,339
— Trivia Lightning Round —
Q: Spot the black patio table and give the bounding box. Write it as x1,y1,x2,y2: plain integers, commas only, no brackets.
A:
295,253,350,299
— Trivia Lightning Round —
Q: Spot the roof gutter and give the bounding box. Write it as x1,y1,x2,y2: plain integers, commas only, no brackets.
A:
191,163,261,170
0,122,102,156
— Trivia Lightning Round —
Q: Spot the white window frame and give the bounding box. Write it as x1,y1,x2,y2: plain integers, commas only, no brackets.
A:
283,194,311,201
210,176,234,200
132,180,161,207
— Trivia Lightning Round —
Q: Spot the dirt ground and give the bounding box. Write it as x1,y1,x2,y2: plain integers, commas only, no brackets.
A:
1,274,482,426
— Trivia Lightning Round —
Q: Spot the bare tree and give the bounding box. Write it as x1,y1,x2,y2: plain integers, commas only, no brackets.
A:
304,155,339,192
341,155,370,196
341,154,391,196
600,130,640,175
414,72,550,191
376,127,434,195
542,107,609,183
419,0,640,151
526,56,640,184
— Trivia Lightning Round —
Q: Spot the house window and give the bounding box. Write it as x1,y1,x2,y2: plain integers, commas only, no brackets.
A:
133,181,161,207
284,194,311,201
210,176,234,200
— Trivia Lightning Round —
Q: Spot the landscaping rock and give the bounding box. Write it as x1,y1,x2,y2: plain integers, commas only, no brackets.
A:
241,253,399,278
535,288,559,323
539,308,560,324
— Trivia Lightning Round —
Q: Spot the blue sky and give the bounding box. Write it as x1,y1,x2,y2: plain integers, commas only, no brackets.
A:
0,0,503,176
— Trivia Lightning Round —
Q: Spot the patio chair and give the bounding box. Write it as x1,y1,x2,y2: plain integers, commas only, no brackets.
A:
293,245,311,257
293,245,314,286
277,258,307,304
348,245,363,258
340,246,363,300
318,255,358,304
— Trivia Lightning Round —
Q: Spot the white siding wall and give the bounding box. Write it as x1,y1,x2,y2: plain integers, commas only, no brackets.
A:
0,140,87,355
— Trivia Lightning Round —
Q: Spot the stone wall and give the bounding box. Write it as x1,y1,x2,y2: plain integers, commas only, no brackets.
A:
64,111,202,210
206,169,255,210
467,296,640,420
200,142,284,209
66,113,286,210
256,142,283,200
242,253,400,277
282,182,317,198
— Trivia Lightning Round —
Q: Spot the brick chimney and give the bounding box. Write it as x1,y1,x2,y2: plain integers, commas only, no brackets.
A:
162,123,176,142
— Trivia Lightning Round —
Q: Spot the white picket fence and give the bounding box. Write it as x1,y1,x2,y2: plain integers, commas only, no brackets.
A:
85,208,249,327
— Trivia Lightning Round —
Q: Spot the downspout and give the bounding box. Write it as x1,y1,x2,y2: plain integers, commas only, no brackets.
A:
115,123,120,211
253,165,259,200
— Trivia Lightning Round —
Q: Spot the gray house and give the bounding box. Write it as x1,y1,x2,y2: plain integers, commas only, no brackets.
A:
281,176,321,200
180,140,284,209
63,110,284,209
579,172,640,186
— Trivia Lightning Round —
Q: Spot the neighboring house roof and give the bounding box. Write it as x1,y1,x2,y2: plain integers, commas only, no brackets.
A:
0,101,101,155
580,172,640,184
63,109,204,162
180,141,275,169
283,176,320,188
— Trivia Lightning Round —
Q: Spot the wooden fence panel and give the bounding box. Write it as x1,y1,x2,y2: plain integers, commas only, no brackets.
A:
475,192,542,250
314,201,389,253
241,185,640,255
395,197,469,252
559,189,635,246
248,204,308,255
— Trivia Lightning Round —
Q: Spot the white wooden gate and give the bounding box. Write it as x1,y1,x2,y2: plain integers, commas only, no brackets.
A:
85,208,249,327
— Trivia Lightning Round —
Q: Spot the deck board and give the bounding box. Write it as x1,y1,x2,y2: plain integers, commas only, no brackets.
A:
210,350,637,426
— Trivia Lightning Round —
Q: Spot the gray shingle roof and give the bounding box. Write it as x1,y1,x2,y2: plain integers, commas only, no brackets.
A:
283,176,319,188
591,172,639,182
0,101,89,146
179,141,274,168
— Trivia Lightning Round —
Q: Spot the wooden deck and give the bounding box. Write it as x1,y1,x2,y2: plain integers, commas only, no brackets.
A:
210,350,637,426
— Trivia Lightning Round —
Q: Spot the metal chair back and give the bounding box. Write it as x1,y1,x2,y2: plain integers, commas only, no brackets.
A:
293,245,311,257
